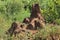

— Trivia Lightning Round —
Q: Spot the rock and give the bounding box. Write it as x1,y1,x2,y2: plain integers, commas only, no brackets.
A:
7,22,27,36
6,4,45,36
23,4,45,29
23,17,30,24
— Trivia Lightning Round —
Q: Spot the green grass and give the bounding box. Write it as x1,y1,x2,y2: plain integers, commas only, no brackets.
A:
0,0,60,40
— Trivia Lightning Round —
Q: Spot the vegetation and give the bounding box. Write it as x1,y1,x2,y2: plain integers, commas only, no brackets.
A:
0,0,60,40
